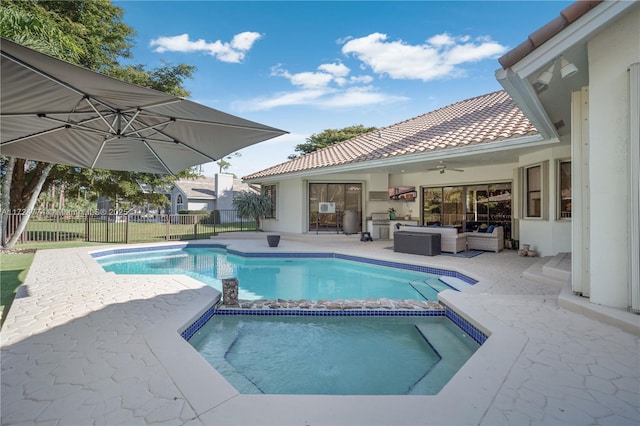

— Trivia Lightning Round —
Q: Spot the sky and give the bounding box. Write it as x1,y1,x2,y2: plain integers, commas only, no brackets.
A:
115,1,573,178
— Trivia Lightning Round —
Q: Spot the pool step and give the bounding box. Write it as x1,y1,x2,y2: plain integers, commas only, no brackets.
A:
409,277,465,301
409,280,439,301
411,322,479,394
437,276,472,291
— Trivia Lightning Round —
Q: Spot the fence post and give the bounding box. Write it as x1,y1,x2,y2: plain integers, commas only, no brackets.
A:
125,214,130,244
194,222,198,240
166,215,170,241
85,215,90,242
55,211,60,242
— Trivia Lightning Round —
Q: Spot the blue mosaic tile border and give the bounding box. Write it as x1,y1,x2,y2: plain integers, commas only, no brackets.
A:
333,253,477,284
225,251,476,284
180,303,218,340
91,242,477,285
180,303,488,347
442,302,489,345
215,308,445,317
90,243,226,258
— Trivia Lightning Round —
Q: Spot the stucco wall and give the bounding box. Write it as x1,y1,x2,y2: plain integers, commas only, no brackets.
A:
587,6,640,308
187,201,211,211
517,146,572,256
262,178,305,233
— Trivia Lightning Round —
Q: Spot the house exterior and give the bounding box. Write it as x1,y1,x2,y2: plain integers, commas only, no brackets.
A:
495,0,639,313
243,1,639,314
170,174,255,213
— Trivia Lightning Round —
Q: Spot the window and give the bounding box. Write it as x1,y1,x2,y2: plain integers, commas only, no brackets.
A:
526,165,542,218
176,194,184,212
559,161,571,219
263,185,277,219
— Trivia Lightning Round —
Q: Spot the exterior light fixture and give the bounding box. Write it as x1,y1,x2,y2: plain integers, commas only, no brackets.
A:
560,56,579,79
536,62,556,86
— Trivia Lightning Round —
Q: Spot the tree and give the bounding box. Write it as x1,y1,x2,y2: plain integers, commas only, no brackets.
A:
288,124,377,159
232,191,272,231
217,153,242,174
0,0,197,248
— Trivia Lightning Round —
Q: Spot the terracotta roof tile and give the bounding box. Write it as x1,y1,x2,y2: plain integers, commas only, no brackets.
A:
243,90,538,180
498,1,602,69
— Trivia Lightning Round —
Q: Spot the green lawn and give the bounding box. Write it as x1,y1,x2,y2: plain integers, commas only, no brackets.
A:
0,250,34,326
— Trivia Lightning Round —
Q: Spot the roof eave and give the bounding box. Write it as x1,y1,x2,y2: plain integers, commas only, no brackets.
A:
245,133,548,183
495,1,634,137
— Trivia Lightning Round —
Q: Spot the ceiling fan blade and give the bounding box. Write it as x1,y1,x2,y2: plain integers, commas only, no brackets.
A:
449,168,464,172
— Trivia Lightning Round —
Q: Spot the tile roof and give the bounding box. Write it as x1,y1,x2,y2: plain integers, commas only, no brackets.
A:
174,177,216,199
244,90,538,180
498,1,602,69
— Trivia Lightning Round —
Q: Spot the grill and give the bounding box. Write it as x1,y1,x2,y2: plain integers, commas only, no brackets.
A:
367,213,390,239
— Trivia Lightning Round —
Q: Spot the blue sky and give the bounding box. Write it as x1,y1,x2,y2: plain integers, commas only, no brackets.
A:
115,1,573,178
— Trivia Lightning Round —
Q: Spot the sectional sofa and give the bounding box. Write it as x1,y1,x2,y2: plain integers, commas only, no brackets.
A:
394,224,504,254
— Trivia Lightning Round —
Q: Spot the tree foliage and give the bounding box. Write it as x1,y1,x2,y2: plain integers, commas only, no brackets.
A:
0,0,198,247
232,191,272,231
288,125,377,159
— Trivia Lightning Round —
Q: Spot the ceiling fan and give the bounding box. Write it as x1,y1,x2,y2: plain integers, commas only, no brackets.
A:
427,161,464,174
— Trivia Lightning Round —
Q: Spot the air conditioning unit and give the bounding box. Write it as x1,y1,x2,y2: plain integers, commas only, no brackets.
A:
318,202,336,213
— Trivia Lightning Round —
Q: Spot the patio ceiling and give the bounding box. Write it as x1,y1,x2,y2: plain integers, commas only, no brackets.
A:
495,1,634,140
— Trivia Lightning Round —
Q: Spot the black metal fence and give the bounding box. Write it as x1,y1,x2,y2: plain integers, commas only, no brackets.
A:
3,210,256,245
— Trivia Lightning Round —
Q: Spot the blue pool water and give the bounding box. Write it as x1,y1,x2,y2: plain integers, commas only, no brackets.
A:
188,315,480,395
97,247,446,301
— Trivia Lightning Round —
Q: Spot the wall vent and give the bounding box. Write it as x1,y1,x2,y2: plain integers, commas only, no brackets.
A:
369,191,389,201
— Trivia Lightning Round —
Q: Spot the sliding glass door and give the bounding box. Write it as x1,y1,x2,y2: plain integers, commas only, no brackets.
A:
309,183,362,231
421,183,512,238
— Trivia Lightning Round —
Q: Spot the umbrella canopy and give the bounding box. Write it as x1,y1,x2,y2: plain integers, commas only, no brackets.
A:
0,38,287,174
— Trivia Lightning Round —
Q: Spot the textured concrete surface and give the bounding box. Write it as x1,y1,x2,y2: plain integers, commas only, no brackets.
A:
1,233,638,425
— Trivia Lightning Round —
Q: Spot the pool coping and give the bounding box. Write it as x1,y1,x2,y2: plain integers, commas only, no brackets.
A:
87,240,526,425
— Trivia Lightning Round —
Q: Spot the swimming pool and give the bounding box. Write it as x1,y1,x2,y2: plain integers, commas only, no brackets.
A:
96,245,473,301
188,314,480,395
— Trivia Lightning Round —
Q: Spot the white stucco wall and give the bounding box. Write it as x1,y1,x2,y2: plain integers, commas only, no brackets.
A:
262,178,306,233
214,174,234,210
517,146,572,256
587,6,640,308
187,201,211,211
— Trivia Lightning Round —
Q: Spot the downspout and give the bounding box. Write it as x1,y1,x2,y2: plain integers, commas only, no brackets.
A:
629,63,640,313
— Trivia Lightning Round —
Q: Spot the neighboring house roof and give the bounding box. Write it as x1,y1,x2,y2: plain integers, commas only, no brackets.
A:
232,178,258,194
498,1,601,69
137,180,170,195
173,177,215,200
244,90,537,180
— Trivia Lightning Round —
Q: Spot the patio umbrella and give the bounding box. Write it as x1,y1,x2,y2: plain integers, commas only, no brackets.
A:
0,38,287,174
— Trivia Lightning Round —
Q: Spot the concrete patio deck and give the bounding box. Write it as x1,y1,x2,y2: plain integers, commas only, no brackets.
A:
1,232,638,425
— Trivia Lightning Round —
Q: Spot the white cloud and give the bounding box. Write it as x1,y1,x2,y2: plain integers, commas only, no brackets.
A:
318,87,408,109
271,61,355,89
232,88,334,111
149,32,262,63
271,66,335,89
341,32,507,81
232,86,407,112
236,58,405,112
317,62,350,78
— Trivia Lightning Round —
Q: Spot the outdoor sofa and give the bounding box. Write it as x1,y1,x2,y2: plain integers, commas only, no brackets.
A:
394,224,467,254
466,225,504,253
394,224,505,254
